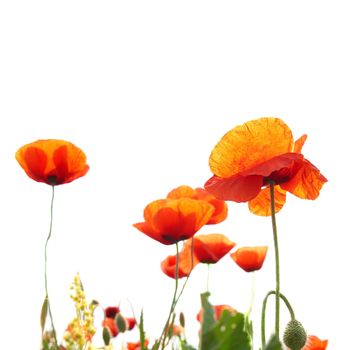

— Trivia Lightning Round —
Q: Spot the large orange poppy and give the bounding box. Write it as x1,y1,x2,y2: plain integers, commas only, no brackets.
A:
161,239,199,278
133,198,215,245
191,233,236,264
230,246,268,272
16,139,89,185
204,117,327,216
167,185,228,224
300,335,328,350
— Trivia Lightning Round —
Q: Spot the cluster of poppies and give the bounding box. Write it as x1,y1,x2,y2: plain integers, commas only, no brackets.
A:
15,117,328,350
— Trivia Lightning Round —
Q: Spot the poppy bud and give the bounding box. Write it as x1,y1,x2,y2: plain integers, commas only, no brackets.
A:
283,319,307,350
115,313,127,333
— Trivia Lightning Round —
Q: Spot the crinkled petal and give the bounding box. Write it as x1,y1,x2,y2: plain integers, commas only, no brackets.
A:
248,185,287,216
302,335,328,350
294,134,307,153
205,174,263,202
209,117,294,178
167,185,197,199
281,159,327,199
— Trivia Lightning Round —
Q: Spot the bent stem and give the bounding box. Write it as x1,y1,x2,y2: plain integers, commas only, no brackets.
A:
269,180,280,342
261,291,295,349
44,185,58,347
158,242,180,350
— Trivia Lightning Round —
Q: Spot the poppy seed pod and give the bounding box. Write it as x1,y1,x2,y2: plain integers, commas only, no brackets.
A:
283,319,307,350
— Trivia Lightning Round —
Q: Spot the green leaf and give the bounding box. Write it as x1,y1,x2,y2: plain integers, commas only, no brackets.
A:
198,292,252,350
139,309,148,350
102,327,111,345
40,297,49,334
265,334,283,350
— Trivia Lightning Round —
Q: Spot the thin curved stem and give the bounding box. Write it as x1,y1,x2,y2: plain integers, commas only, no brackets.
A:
158,242,180,350
269,181,281,341
44,185,58,347
261,290,295,349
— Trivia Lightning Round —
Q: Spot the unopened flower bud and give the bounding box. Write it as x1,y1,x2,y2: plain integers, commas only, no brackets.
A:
283,319,307,350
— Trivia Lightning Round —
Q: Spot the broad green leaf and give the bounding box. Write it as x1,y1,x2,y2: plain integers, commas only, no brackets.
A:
199,292,252,350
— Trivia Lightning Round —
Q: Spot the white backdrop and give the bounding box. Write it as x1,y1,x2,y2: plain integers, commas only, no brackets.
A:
0,1,348,349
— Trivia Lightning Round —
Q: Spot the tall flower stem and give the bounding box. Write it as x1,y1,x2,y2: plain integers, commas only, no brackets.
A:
44,185,58,347
158,242,180,350
269,181,280,341
206,264,210,292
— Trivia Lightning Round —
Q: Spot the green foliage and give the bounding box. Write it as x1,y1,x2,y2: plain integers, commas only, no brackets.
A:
40,297,49,334
198,292,252,350
102,327,110,346
139,309,148,350
265,334,283,350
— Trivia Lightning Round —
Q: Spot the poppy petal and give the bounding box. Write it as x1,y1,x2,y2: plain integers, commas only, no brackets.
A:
302,335,328,350
280,159,328,200
18,146,48,183
209,117,294,178
205,174,263,202
248,185,287,216
133,222,173,245
294,134,307,153
167,185,197,199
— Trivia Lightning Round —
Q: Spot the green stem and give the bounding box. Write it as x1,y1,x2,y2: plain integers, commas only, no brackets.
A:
44,185,58,347
158,242,180,350
261,291,296,349
269,181,280,341
174,237,194,305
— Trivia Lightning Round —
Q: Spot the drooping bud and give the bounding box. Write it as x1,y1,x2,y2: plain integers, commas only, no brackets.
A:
283,319,307,350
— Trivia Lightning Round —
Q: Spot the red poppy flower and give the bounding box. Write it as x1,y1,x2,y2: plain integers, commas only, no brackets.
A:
127,339,149,350
204,117,327,216
16,139,89,185
161,239,199,278
125,317,137,331
102,317,118,337
167,185,228,224
300,335,328,350
133,198,215,245
231,246,268,272
191,233,236,264
197,304,238,323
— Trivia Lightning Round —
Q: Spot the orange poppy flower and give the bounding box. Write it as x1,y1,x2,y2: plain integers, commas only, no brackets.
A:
204,117,327,216
133,198,215,245
300,335,328,350
197,304,238,323
230,246,268,272
167,185,228,224
16,139,89,185
127,339,149,350
191,233,236,264
161,239,199,278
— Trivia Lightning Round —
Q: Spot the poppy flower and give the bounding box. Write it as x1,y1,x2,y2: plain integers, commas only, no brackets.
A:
191,233,236,264
167,185,228,224
300,335,328,350
231,246,268,272
197,304,238,323
127,339,149,350
102,317,119,337
133,198,215,245
204,117,327,216
161,239,199,278
16,139,89,185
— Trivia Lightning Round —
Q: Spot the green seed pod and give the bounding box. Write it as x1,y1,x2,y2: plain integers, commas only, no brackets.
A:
283,319,307,350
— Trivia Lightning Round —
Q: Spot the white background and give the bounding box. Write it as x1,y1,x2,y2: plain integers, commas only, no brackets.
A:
0,1,348,349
